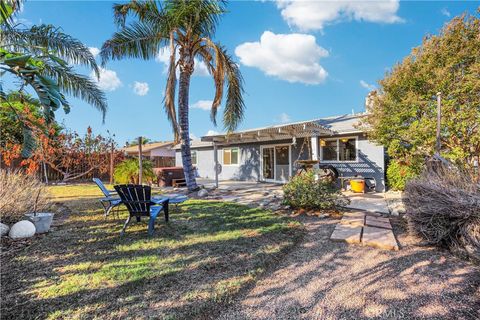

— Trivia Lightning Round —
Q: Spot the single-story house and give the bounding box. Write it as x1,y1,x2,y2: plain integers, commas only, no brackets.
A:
123,141,176,167
174,114,385,191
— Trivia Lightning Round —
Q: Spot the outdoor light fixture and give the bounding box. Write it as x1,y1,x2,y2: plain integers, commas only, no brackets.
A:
320,139,326,147
341,138,349,143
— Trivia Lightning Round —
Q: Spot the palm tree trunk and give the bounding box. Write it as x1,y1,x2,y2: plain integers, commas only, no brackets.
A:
178,64,198,191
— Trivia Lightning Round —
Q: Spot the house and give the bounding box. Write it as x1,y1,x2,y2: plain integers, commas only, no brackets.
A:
123,141,176,167
174,114,385,191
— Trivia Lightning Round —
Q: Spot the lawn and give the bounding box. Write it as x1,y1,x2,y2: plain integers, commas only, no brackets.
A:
1,184,304,319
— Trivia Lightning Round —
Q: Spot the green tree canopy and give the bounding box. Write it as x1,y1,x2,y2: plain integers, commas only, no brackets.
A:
362,13,480,170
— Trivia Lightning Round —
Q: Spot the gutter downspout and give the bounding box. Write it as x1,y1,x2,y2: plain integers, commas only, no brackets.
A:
213,142,218,189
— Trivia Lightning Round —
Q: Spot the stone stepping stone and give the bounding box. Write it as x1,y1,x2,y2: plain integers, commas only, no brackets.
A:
331,224,362,244
362,226,399,251
365,216,392,230
340,216,365,227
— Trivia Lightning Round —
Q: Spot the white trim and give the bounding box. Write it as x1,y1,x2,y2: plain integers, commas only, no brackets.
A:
260,143,292,183
319,136,359,163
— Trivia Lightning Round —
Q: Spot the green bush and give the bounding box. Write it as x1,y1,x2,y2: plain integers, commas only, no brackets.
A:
282,170,349,211
113,159,156,184
387,159,421,191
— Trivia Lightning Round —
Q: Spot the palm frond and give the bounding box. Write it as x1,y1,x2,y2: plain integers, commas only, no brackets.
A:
41,63,107,121
2,24,100,78
113,0,164,27
0,0,23,28
100,20,167,65
163,33,179,142
219,48,245,132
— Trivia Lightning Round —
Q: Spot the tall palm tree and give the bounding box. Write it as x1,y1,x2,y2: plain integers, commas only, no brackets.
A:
101,0,245,191
1,0,107,156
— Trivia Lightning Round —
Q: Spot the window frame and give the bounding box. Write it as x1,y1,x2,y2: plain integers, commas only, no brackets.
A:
319,136,358,163
191,150,197,165
222,147,239,166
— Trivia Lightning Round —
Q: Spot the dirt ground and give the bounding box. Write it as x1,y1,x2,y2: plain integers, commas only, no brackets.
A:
217,215,480,320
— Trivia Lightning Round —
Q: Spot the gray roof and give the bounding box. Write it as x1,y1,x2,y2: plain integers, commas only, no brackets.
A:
173,113,365,149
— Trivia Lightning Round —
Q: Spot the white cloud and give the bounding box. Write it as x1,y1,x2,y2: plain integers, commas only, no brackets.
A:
277,0,403,31
156,47,209,77
205,130,220,136
441,8,451,17
360,80,376,91
89,47,100,58
235,31,328,84
91,68,122,91
191,100,214,111
132,81,149,96
276,112,291,124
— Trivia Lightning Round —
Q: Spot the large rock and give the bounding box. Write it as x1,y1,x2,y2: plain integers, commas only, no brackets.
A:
9,220,36,239
0,223,9,237
197,189,208,198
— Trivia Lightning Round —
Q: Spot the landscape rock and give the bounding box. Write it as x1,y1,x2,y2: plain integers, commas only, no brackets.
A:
9,220,36,239
0,223,10,237
197,189,208,197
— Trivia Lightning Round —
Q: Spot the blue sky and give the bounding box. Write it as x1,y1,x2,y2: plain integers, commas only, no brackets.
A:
14,1,479,145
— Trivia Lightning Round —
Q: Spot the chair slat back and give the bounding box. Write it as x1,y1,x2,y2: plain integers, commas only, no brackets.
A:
93,178,111,197
114,184,152,217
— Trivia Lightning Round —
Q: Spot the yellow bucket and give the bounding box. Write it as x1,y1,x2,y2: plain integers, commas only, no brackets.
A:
350,179,365,193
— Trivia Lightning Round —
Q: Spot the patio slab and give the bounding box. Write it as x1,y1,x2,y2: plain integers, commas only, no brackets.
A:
362,226,399,251
330,224,362,244
365,216,392,230
339,215,365,227
344,191,390,214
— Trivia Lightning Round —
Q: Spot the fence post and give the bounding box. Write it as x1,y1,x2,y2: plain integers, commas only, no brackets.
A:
109,142,114,185
138,136,143,185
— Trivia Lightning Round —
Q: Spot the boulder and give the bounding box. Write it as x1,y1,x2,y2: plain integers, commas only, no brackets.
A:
9,220,36,239
0,223,9,237
197,189,208,197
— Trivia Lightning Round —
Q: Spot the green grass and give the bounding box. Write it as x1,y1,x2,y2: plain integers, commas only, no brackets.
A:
1,184,304,319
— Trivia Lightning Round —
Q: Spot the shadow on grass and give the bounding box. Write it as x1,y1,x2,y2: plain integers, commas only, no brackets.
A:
1,197,304,319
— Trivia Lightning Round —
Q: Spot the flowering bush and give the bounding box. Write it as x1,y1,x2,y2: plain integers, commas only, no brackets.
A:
283,170,349,211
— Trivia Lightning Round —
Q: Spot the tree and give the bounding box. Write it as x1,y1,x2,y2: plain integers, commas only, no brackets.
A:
101,0,245,191
362,13,480,178
0,0,107,156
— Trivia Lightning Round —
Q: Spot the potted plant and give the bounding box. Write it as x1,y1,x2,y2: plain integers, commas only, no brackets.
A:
25,189,54,234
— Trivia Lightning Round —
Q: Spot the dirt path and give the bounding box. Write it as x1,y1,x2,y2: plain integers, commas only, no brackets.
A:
218,216,480,320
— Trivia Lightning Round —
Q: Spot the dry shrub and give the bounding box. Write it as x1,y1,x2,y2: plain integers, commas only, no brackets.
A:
404,163,480,262
0,169,51,224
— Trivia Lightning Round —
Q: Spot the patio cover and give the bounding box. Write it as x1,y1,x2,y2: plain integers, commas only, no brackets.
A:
201,120,335,144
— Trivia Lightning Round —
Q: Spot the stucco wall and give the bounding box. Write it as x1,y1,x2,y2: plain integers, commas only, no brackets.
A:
175,134,385,191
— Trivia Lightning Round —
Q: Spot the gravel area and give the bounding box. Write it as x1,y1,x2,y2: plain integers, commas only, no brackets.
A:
218,216,480,320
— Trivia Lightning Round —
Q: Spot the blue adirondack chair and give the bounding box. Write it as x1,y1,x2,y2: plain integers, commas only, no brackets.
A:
93,178,122,218
114,184,169,236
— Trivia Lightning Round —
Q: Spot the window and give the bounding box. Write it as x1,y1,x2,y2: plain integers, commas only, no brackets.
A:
191,150,197,165
339,138,357,161
322,140,338,161
320,138,357,162
223,147,239,165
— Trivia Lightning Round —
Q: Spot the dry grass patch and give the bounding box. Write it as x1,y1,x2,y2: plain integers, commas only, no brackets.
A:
1,184,304,319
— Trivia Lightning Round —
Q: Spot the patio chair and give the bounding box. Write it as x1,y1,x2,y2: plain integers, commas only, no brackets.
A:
114,184,169,236
93,178,122,218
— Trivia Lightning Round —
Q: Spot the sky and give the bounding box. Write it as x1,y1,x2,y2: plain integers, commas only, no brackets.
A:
12,0,480,145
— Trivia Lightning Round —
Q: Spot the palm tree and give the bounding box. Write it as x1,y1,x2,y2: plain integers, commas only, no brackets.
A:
1,0,107,156
101,0,245,191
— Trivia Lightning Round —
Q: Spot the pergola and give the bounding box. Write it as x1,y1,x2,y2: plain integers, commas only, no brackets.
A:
201,120,335,187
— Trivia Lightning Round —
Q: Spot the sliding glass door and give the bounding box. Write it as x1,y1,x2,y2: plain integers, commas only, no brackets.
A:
261,145,291,182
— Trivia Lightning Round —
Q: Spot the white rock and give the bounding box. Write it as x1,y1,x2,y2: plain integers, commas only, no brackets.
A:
9,220,36,239
197,189,208,197
0,223,9,237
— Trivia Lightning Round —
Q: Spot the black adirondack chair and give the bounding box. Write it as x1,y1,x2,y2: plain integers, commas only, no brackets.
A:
114,184,169,236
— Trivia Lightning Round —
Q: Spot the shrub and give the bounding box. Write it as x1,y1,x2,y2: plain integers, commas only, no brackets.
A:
0,170,51,224
283,170,349,211
404,163,480,262
387,159,421,191
113,159,156,184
